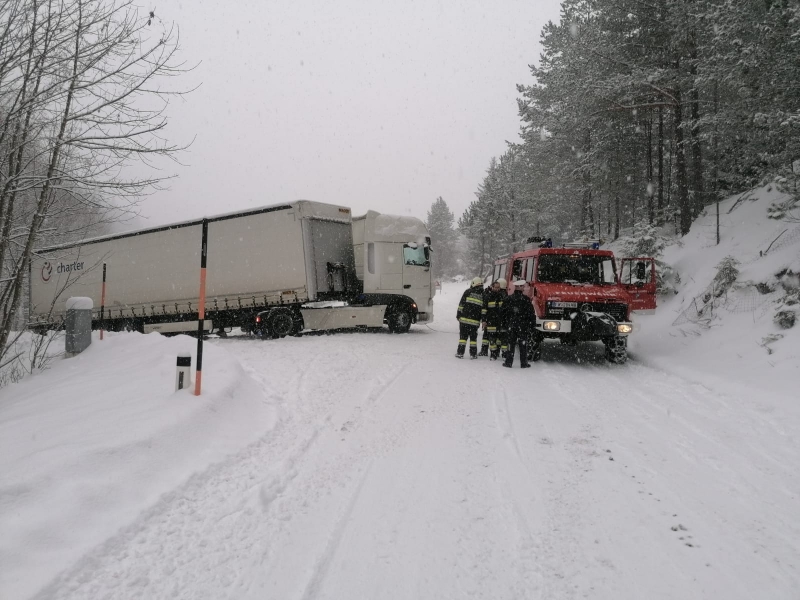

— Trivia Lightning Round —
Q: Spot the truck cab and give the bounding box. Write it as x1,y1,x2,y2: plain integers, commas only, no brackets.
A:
351,211,434,328
492,240,656,363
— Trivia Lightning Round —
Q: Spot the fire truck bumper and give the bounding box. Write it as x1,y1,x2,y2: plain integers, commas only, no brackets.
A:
536,319,634,336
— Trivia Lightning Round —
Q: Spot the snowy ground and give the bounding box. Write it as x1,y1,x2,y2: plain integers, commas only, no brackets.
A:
2,187,799,599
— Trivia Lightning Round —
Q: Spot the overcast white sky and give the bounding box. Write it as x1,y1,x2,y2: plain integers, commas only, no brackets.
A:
136,0,564,228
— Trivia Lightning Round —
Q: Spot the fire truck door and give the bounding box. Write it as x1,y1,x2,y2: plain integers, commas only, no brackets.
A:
619,257,657,311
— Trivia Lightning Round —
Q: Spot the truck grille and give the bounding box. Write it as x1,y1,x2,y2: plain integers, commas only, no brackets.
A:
592,302,628,322
546,302,628,322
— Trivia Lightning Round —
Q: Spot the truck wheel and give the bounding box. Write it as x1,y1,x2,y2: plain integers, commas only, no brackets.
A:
528,338,542,362
604,336,628,364
268,308,294,339
388,308,412,333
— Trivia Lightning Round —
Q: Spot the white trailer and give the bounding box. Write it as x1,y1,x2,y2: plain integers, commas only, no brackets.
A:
30,201,433,337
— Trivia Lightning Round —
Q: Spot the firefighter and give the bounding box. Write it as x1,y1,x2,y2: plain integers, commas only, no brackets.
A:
456,277,484,359
478,280,493,356
501,279,536,368
481,278,507,360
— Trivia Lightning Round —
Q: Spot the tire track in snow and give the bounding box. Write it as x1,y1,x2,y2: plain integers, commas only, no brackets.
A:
514,361,609,600
593,362,800,587
298,460,375,600
31,415,327,600
30,337,388,600
493,386,526,465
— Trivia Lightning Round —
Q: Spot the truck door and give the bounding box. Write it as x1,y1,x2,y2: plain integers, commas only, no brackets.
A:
511,259,524,282
619,257,657,311
401,242,432,305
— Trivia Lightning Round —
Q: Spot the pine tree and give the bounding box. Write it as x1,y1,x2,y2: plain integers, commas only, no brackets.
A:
426,197,458,279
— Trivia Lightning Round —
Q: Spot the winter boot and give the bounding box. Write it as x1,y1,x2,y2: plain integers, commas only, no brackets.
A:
478,349,489,357
502,362,512,368
455,353,464,359
520,362,531,368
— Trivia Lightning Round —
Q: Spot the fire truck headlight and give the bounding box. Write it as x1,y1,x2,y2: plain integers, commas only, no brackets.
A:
617,323,633,334
543,321,560,331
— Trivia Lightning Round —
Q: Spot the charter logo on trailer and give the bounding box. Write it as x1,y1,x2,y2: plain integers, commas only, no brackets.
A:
40,260,84,283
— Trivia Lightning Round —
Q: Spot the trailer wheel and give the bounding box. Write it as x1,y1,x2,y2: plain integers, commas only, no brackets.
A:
267,308,295,339
387,307,412,333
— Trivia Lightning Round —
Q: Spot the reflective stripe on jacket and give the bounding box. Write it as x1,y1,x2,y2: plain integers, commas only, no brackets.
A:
457,285,484,326
483,289,507,328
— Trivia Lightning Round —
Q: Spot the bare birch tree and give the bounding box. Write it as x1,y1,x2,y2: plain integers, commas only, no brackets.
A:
0,0,190,368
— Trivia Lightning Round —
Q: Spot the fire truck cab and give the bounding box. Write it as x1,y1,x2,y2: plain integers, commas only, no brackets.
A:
492,238,656,364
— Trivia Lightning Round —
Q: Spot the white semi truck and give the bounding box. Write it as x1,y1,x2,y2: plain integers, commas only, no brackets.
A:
29,201,433,337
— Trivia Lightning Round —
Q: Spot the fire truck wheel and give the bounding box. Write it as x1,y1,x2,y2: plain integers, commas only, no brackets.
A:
604,336,628,364
527,339,543,362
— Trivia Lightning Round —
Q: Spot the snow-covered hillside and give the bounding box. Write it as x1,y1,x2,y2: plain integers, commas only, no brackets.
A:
1,191,799,599
631,183,799,399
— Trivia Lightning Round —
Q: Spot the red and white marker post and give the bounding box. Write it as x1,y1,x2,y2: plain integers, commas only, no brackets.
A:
194,219,208,396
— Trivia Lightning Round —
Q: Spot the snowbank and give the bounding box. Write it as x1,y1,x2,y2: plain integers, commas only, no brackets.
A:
630,184,800,400
0,332,275,600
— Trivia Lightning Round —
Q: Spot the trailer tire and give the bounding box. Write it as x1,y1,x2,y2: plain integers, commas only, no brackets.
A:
267,308,295,339
387,307,412,333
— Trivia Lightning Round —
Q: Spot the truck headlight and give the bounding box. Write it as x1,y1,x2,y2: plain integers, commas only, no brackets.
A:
617,323,633,334
543,321,560,331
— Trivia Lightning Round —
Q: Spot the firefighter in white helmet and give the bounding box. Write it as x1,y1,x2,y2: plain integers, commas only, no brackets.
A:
500,279,536,368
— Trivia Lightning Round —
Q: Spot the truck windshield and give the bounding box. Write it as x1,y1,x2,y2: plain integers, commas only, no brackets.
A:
537,255,616,285
403,243,429,266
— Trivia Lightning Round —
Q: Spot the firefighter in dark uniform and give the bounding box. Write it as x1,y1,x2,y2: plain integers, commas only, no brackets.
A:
478,281,492,357
481,278,507,360
456,277,485,359
501,279,536,368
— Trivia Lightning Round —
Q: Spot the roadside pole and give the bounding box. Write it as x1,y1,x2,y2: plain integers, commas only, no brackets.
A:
195,219,208,396
100,263,106,340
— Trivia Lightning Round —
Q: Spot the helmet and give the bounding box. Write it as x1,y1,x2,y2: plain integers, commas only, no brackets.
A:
496,278,507,287
471,277,483,287
513,279,526,287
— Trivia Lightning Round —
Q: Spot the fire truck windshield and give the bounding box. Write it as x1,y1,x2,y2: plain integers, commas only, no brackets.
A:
537,254,616,285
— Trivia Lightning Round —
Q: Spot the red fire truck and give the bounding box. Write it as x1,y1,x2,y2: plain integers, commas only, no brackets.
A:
492,238,656,364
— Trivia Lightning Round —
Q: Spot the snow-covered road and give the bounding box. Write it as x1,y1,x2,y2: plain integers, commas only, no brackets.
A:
24,283,798,600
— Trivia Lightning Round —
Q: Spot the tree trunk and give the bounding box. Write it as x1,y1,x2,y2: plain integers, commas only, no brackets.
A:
647,113,654,224
614,168,621,240
658,108,665,224
582,129,593,236
675,86,691,236
689,31,705,220
713,80,720,245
